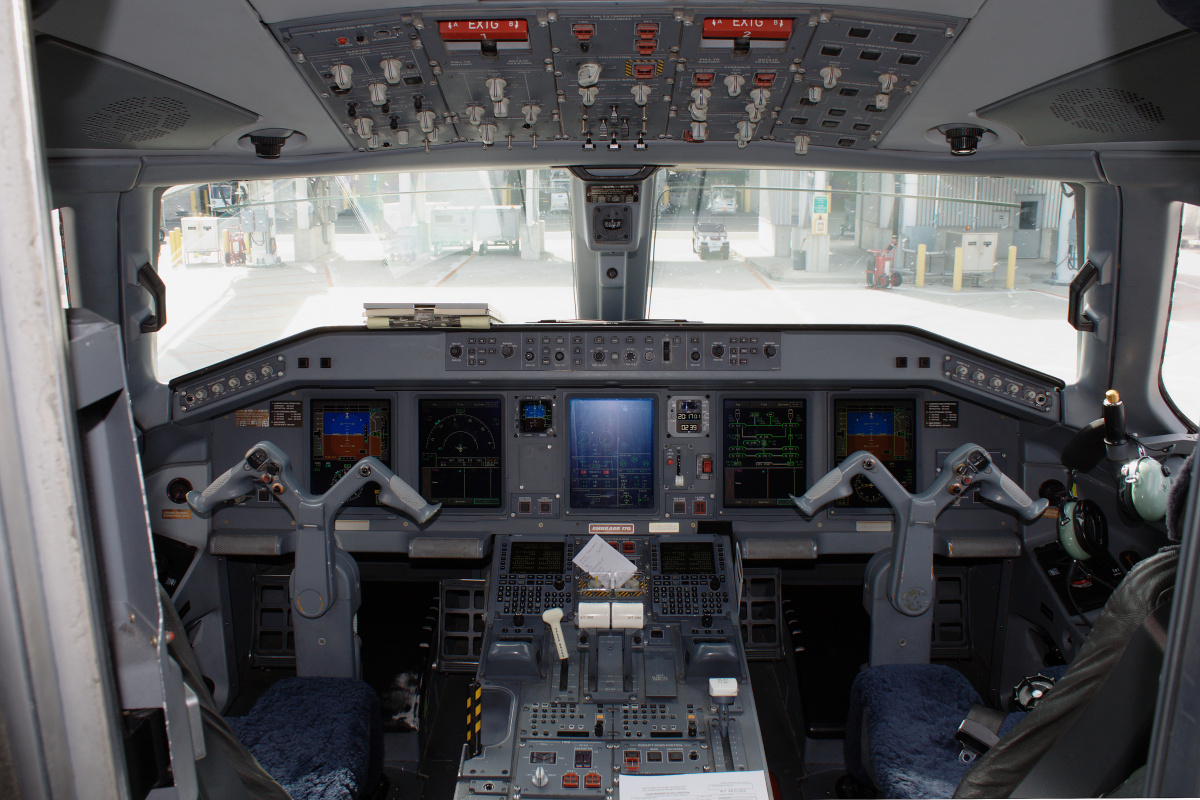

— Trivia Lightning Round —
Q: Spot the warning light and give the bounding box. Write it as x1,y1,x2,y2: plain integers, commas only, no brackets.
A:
702,18,794,40
438,19,529,41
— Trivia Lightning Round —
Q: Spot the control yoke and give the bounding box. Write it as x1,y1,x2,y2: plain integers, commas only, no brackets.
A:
188,441,440,621
792,443,1047,617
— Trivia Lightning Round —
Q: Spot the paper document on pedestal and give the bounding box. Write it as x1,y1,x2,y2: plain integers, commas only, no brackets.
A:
572,534,636,591
618,770,771,800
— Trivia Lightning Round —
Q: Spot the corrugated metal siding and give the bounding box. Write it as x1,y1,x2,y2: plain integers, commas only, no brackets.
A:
911,176,1064,229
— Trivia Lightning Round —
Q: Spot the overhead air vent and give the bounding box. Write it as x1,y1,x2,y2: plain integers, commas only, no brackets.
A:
979,31,1200,145
1048,88,1164,136
36,36,258,150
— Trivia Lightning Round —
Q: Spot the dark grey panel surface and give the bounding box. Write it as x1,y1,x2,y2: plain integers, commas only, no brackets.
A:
978,32,1200,146
36,37,258,150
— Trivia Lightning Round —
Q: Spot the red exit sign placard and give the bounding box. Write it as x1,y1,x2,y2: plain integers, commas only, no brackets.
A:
438,19,529,41
702,18,794,39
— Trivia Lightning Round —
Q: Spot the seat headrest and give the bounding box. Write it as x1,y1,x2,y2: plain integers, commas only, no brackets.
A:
1166,449,1196,541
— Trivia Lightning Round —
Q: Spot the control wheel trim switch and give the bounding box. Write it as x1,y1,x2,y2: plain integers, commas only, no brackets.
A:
792,443,1047,615
187,441,441,678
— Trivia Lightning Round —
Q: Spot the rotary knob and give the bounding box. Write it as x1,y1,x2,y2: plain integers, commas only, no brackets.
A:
449,344,463,358
764,344,777,358
972,371,986,382
380,58,403,84
525,351,536,362
533,767,548,788
711,343,725,358
501,344,514,358
331,64,353,90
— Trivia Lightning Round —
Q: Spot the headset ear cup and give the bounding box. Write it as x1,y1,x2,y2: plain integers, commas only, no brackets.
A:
1075,499,1108,558
1058,500,1090,561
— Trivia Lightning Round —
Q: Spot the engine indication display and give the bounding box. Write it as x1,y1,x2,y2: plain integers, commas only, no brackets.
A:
419,398,503,508
833,399,917,509
569,398,655,510
722,399,807,507
311,400,391,506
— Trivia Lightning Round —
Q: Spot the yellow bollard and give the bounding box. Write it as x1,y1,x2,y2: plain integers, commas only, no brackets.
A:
952,246,963,291
1006,245,1017,290
169,228,182,265
916,243,926,287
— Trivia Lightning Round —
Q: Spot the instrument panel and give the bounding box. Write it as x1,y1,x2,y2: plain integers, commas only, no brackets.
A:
156,326,1062,557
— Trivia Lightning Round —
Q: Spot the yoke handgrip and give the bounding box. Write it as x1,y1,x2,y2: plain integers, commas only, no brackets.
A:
976,469,1048,521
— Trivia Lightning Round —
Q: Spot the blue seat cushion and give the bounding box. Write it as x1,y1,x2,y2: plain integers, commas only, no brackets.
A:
845,664,983,799
227,677,383,800
846,664,1069,798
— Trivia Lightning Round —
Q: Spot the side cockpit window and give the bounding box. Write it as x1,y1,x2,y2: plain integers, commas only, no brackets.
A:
1163,202,1200,423
50,207,74,309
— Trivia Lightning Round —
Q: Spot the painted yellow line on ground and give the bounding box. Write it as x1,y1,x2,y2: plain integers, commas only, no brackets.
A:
435,254,475,287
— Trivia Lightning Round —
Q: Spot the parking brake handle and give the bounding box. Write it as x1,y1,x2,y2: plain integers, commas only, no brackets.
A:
793,443,1047,617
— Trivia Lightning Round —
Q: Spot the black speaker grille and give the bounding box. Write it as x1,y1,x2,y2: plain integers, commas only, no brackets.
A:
82,96,190,144
1049,87,1164,136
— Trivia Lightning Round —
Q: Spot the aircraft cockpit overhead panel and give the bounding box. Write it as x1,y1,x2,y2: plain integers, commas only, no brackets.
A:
269,6,962,153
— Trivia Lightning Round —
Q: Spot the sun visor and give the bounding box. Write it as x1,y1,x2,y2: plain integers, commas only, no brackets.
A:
978,31,1200,146
36,36,258,150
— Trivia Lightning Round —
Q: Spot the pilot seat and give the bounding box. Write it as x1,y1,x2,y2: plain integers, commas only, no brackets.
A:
160,586,383,800
842,455,1191,798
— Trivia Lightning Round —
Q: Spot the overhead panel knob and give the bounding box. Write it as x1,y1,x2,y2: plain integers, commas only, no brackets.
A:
819,65,842,89
808,84,823,103
486,76,507,102
523,102,541,125
879,72,898,93
724,74,745,97
690,121,707,141
577,62,602,87
355,117,374,138
480,123,497,145
579,86,598,107
749,87,770,110
417,109,437,132
630,83,652,106
794,133,811,155
532,767,549,788
331,64,354,90
736,120,755,147
690,87,712,110
745,103,762,123
396,128,410,145
465,104,485,126
367,132,380,148
368,83,388,106
380,58,403,84
874,92,889,110
689,102,707,121
494,97,510,117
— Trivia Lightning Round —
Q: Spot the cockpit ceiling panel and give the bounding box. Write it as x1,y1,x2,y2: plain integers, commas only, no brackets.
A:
272,6,962,154
36,37,259,151
978,31,1200,146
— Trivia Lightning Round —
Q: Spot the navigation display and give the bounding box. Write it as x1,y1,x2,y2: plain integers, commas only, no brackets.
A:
509,541,565,574
722,399,807,507
419,398,503,508
569,398,655,509
833,399,917,509
311,400,390,507
659,542,716,574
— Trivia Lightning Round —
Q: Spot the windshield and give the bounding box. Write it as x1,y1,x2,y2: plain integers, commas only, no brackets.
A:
155,170,576,380
157,167,1080,384
649,169,1080,381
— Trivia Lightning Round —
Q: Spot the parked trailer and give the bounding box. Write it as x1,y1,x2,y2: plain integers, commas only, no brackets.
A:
474,205,522,255
429,207,473,256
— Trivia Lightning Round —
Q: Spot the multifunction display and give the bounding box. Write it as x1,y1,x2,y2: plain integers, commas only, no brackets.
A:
658,542,716,574
418,398,503,508
833,398,917,508
310,400,390,506
508,541,565,574
722,399,807,507
569,398,655,509
519,399,553,434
